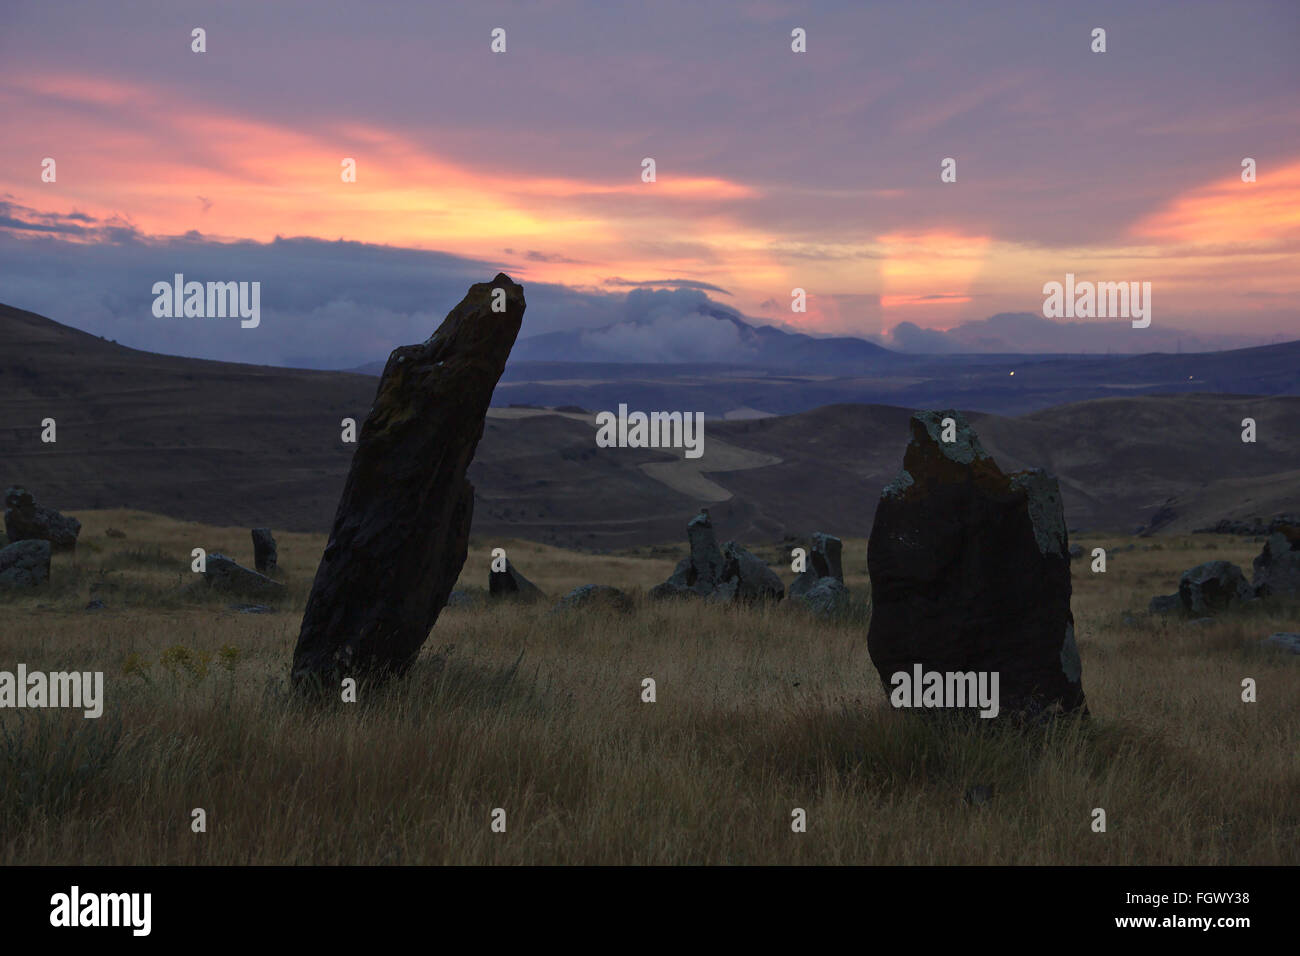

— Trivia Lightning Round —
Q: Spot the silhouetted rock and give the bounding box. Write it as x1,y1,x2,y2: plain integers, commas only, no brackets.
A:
85,599,107,611
4,487,80,553
291,275,525,688
0,539,51,589
490,558,544,601
651,509,784,603
1178,561,1254,615
1252,525,1300,597
205,553,285,598
252,528,278,574
552,584,633,614
867,410,1086,719
1262,632,1300,654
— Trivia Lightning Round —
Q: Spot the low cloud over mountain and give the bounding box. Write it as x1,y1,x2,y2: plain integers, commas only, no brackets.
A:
0,211,1285,369
881,312,1275,355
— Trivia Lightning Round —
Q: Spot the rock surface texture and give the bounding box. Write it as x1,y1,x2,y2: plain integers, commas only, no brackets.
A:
1178,561,1255,615
866,410,1086,718
291,275,525,688
0,539,51,589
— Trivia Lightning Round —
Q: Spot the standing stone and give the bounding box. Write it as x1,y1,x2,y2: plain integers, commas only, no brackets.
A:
251,528,278,575
291,275,525,688
650,509,784,603
489,558,544,602
867,410,1086,718
650,509,726,599
1252,525,1300,597
4,487,81,553
0,539,51,589
790,532,844,598
1178,561,1255,615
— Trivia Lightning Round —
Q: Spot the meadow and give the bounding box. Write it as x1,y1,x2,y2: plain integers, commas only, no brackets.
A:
1,509,1297,864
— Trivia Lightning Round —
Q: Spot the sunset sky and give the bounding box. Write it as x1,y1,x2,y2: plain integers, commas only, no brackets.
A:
1,0,1297,365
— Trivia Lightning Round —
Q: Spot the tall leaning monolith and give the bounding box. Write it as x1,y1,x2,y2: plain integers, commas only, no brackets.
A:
866,410,1086,719
291,274,525,689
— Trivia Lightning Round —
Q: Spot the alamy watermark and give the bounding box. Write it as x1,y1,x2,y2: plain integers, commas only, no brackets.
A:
152,274,260,328
890,665,1000,718
0,665,103,718
50,886,150,936
1042,273,1150,328
595,404,705,459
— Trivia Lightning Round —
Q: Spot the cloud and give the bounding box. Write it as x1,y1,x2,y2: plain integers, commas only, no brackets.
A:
0,227,623,368
601,277,733,295
880,312,1266,354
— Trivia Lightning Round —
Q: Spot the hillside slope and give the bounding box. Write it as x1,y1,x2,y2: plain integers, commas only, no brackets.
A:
2,304,1296,548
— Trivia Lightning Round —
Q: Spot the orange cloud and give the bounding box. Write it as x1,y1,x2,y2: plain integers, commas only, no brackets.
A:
1132,160,1300,244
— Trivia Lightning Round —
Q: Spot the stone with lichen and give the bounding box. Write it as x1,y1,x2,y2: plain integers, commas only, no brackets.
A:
866,409,1086,718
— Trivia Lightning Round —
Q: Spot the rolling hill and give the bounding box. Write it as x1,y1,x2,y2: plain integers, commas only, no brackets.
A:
2,302,1297,549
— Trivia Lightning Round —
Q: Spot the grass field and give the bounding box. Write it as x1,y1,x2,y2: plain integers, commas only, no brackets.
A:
1,509,1297,864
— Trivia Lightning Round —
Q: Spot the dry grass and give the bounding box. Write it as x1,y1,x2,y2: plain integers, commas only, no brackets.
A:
1,510,1297,864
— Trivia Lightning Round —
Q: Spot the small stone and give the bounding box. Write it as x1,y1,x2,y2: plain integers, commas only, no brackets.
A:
0,539,52,590
1252,527,1300,597
552,584,633,614
84,599,107,611
490,558,544,602
205,553,285,598
3,487,81,553
1178,561,1254,616
1261,632,1300,654
798,577,850,617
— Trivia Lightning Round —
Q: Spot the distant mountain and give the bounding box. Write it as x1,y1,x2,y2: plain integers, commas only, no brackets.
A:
510,305,897,369
348,305,897,375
